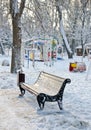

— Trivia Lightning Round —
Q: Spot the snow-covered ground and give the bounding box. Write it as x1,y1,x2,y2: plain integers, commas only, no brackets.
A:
0,54,91,130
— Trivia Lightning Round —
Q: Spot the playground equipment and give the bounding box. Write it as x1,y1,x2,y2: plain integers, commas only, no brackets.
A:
69,62,86,72
25,38,63,68
25,40,44,67
43,39,63,66
43,39,58,66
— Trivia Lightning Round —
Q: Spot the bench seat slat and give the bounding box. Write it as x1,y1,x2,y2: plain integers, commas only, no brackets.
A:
20,71,66,95
21,83,38,95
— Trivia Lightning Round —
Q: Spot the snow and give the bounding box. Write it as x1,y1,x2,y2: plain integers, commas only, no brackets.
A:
60,20,72,54
0,54,91,130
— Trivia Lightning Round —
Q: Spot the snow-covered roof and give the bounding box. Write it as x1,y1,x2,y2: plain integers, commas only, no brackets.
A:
76,45,82,49
76,43,91,49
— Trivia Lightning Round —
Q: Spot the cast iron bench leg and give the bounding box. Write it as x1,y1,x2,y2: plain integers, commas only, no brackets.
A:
19,85,25,96
57,99,63,110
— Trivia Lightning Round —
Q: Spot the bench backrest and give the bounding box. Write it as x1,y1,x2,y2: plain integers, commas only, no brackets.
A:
33,71,65,95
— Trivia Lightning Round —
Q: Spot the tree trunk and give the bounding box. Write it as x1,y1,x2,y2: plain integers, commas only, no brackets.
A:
0,43,5,55
10,0,25,73
11,16,22,73
60,20,73,58
55,0,73,58
80,0,89,56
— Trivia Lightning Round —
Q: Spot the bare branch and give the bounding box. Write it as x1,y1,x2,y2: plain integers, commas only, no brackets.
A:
19,0,26,17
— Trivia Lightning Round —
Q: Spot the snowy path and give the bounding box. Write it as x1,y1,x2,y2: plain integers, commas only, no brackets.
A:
0,88,90,130
0,55,91,130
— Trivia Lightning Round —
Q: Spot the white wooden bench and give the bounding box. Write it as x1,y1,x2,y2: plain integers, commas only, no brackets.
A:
18,71,71,110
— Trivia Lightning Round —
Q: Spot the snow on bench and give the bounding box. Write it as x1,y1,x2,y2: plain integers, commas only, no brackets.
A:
18,71,71,110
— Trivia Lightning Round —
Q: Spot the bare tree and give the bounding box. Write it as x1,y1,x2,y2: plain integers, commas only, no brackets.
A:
80,0,89,53
58,0,91,55
70,0,79,54
0,0,10,55
10,0,26,73
55,0,73,58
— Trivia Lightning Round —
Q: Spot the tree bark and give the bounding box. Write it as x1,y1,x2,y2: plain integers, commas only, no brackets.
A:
10,0,25,73
11,16,22,73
